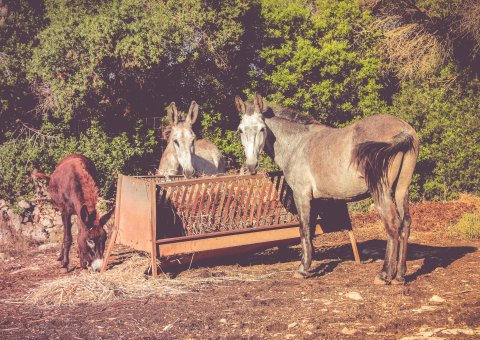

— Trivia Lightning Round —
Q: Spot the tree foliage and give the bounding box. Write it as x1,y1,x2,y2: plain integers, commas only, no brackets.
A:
0,0,479,202
392,70,480,200
257,0,385,125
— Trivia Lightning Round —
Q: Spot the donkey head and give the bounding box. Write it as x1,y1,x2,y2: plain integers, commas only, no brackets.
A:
167,101,198,178
236,93,267,174
78,205,113,271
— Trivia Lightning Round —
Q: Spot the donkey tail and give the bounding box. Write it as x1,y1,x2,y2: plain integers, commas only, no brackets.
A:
353,131,417,200
31,169,50,181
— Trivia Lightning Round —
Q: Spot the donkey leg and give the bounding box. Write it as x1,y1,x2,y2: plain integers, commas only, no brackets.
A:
60,213,72,269
374,196,401,285
392,151,416,284
293,194,313,278
393,195,411,284
58,213,67,261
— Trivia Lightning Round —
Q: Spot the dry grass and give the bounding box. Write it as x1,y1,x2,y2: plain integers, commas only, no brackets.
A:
26,255,186,307
31,80,59,115
447,194,480,240
456,193,480,208
447,210,480,240
374,16,449,80
24,253,270,307
458,0,480,56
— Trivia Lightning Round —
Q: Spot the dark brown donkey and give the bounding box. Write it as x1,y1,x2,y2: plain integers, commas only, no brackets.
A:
235,94,419,285
33,154,113,272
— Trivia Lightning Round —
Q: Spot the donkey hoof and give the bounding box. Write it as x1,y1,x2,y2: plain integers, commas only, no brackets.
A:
391,277,405,285
294,270,308,279
374,273,391,285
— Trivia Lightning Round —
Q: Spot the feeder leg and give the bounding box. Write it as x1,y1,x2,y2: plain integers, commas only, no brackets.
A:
101,226,118,272
149,181,158,278
348,230,361,264
101,175,123,273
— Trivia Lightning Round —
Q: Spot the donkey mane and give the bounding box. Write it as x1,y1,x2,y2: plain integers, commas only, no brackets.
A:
266,105,318,125
57,154,99,211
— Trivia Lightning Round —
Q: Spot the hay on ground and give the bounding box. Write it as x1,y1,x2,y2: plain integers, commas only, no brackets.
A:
25,253,272,307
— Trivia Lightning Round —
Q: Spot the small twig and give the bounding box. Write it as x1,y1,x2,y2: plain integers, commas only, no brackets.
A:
0,327,21,332
444,289,475,296
187,252,195,271
162,318,179,332
156,263,170,280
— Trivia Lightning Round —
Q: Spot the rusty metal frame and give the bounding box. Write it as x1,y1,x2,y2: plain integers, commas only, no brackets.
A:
102,172,361,275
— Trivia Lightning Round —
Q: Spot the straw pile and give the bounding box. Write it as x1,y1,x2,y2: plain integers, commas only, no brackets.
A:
25,253,270,307
26,255,180,307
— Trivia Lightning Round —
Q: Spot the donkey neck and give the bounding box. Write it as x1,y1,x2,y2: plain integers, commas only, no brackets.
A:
158,139,180,175
264,116,327,169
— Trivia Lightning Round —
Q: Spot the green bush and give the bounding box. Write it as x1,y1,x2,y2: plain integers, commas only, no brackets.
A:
0,122,158,202
391,72,480,201
1,0,479,205
256,0,386,125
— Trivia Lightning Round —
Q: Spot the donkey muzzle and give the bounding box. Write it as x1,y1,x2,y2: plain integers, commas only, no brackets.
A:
90,258,103,272
246,162,258,175
183,168,195,178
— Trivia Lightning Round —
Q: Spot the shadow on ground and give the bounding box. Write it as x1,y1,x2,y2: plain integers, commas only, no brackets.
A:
169,239,477,282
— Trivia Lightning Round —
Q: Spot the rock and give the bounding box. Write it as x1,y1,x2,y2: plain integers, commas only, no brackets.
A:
305,331,313,336
54,215,63,226
418,331,434,337
219,318,227,324
17,200,31,210
346,292,363,301
285,334,296,339
29,226,48,243
21,222,34,236
0,252,10,261
41,218,53,228
429,295,445,303
0,227,12,244
9,213,22,232
341,327,357,335
412,305,437,313
32,206,41,222
38,243,59,251
441,328,479,335
288,322,298,329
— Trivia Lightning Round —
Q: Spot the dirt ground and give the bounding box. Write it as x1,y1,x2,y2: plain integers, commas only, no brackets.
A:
1,200,479,339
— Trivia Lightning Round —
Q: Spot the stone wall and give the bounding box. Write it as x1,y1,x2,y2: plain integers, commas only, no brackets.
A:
0,198,65,246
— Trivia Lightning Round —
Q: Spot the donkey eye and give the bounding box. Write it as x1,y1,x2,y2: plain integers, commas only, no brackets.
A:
260,127,266,133
87,239,95,249
174,140,179,146
238,129,243,134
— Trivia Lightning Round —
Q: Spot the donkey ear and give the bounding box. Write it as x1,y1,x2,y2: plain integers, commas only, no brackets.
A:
186,101,199,125
99,207,115,227
235,96,247,115
254,93,264,113
167,102,178,125
80,204,91,228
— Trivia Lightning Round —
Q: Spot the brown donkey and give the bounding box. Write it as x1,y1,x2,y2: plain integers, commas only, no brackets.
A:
33,154,113,272
235,94,419,285
158,101,225,178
